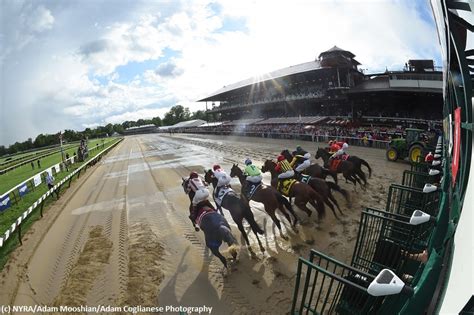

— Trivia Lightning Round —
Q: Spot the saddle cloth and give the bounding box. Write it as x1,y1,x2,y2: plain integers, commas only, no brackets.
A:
277,179,297,197
214,186,233,207
330,159,342,172
246,182,262,200
300,174,311,184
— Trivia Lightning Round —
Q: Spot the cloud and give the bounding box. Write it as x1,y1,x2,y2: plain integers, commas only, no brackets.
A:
155,60,184,78
0,0,442,146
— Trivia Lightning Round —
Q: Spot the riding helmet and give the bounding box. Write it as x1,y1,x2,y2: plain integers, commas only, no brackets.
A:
213,164,221,171
189,171,198,179
277,155,285,162
244,158,252,165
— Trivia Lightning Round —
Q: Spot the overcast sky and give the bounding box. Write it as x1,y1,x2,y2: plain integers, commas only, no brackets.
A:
0,0,443,146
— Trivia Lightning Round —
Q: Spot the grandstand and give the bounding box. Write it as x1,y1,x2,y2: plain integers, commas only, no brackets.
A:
199,46,443,127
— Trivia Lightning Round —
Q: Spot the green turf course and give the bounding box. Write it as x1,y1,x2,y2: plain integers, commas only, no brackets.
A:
0,138,122,269
0,138,114,195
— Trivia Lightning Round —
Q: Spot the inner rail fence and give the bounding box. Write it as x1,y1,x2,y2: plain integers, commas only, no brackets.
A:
0,138,123,249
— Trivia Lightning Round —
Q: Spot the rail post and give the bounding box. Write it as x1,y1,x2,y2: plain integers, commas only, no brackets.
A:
18,224,22,246
40,200,45,218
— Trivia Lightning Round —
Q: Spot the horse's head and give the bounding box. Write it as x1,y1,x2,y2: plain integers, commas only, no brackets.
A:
204,169,215,184
229,163,242,178
315,147,327,160
280,149,292,161
261,159,275,173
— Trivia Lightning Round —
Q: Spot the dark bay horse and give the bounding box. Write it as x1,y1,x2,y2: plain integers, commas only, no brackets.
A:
281,149,338,184
229,164,299,235
315,148,366,188
204,170,265,250
320,147,372,181
196,204,238,268
261,160,326,221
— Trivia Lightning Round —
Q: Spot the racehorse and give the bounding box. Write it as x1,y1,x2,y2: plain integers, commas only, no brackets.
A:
204,170,265,251
195,202,238,268
315,148,366,188
320,147,372,183
229,164,299,234
261,160,327,221
293,172,350,220
281,149,338,184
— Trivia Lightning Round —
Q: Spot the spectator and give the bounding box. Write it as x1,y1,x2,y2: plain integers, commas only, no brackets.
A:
45,171,59,199
37,159,41,168
31,161,34,170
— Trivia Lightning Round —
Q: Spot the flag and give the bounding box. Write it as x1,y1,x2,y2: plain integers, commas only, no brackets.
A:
33,174,42,187
54,163,60,173
18,183,28,197
0,195,11,212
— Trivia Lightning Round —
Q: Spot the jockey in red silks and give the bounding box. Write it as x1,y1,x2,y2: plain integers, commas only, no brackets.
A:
328,140,342,154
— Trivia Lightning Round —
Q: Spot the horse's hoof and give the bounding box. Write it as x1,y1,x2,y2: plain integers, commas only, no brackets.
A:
260,246,266,253
281,234,289,241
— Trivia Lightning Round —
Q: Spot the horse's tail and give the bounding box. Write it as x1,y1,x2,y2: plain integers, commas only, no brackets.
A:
326,181,350,203
242,202,264,235
360,159,372,178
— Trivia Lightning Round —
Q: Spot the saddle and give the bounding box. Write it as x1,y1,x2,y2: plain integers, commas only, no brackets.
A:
277,179,297,197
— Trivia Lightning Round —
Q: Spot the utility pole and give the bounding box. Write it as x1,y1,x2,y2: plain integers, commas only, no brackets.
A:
59,131,65,163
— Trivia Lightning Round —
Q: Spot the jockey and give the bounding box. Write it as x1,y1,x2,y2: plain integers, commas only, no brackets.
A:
290,145,311,174
329,140,342,154
275,154,294,187
185,171,215,231
212,164,232,198
243,158,262,198
328,143,348,168
243,158,262,184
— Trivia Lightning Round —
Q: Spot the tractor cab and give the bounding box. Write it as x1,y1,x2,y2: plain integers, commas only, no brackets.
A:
406,128,424,144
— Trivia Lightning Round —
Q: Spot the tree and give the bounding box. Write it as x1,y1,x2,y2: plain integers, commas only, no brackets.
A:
191,110,207,121
151,116,162,126
163,105,191,126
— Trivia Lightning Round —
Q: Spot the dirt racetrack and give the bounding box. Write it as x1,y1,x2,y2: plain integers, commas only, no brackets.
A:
0,133,409,314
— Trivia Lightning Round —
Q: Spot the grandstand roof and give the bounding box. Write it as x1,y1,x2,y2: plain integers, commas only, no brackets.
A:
198,60,323,101
318,46,355,59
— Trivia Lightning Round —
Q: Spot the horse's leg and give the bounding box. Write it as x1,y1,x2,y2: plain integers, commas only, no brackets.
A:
344,172,357,190
276,192,299,226
356,167,368,186
236,221,251,247
210,246,228,268
295,198,312,217
324,198,339,220
328,192,344,216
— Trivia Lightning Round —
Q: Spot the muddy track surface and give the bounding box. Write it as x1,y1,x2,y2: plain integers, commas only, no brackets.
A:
0,134,409,314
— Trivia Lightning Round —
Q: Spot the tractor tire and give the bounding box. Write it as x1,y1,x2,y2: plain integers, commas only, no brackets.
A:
386,147,399,162
409,144,424,164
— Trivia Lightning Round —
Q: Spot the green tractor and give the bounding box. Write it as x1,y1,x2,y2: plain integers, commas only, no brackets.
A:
386,128,433,163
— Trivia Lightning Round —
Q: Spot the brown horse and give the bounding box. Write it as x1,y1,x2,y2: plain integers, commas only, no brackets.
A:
203,170,265,251
229,164,299,234
315,148,365,189
261,160,326,221
320,147,372,182
281,149,338,184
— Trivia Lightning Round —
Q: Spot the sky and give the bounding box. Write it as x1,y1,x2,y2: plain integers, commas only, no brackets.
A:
0,0,443,146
